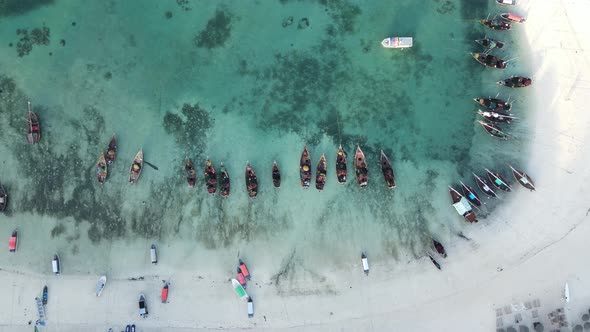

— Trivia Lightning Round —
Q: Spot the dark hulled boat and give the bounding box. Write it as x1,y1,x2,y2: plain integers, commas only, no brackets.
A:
272,161,281,188
508,164,536,191
460,181,483,207
96,153,107,184
0,181,7,212
478,120,510,140
380,150,396,189
449,186,478,223
105,134,117,165
485,168,512,192
477,110,518,123
336,145,347,184
26,101,41,144
219,162,230,197
204,159,217,194
300,145,312,189
315,154,327,191
354,145,368,188
432,239,447,258
472,172,498,198
245,163,258,198
471,53,507,69
497,76,532,88
473,97,512,112
481,18,511,31
500,13,525,23
184,158,197,187
475,37,504,50
429,255,441,270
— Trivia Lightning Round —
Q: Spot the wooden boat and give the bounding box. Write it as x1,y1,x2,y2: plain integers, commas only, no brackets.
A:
96,276,107,297
237,268,247,288
26,101,41,144
380,150,396,189
184,158,197,187
161,282,169,303
105,134,117,165
272,161,281,188
96,153,107,184
42,285,48,305
204,159,217,194
138,293,148,318
239,259,251,280
8,229,17,252
231,278,249,300
300,145,312,188
35,297,45,324
354,145,368,188
473,97,512,112
460,180,483,207
475,37,504,50
449,186,478,223
150,244,157,264
361,253,369,275
485,168,512,192
496,0,516,5
477,110,518,123
472,172,498,198
336,145,347,184
497,76,532,88
128,149,143,184
429,255,441,270
315,154,327,191
432,239,447,258
501,13,525,23
0,181,7,212
52,253,60,275
381,37,413,48
477,120,509,140
245,163,258,198
508,164,536,191
219,162,230,197
481,18,511,31
471,53,507,69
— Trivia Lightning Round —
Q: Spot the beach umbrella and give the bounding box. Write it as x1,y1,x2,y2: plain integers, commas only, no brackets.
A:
583,321,590,330
575,325,583,332
533,322,544,332
583,314,590,321
507,327,517,332
519,326,529,332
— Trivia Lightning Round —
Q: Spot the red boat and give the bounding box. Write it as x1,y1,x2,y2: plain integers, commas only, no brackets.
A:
161,282,169,303
237,269,247,288
239,259,251,280
9,229,17,253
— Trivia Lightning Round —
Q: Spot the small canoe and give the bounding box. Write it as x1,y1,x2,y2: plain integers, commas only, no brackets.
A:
315,154,327,191
138,293,148,318
0,182,7,212
239,259,251,280
231,278,249,300
125,325,131,332
361,253,369,275
272,161,281,188
237,268,247,288
161,282,169,303
473,97,512,112
150,244,157,264
449,186,478,223
429,255,441,270
245,163,258,198
460,181,483,207
354,145,368,188
26,101,41,144
497,76,532,88
496,0,516,5
478,120,510,140
475,37,504,50
8,229,17,252
204,159,217,194
380,150,396,189
477,110,518,123
381,37,413,49
184,158,197,187
473,172,498,198
96,275,107,296
42,285,48,305
336,145,347,184
486,168,512,192
481,18,511,31
35,297,46,323
128,149,143,184
105,134,117,165
508,165,536,191
564,282,570,303
52,254,60,275
96,153,108,184
471,53,507,69
432,239,447,258
219,162,230,197
501,13,525,23
300,145,312,188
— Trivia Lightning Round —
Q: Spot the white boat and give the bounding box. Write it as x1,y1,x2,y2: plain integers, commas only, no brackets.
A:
138,293,148,318
150,244,157,264
247,297,254,318
496,0,516,5
381,37,413,49
564,282,570,303
361,253,369,275
52,254,60,275
96,276,107,296
231,278,249,300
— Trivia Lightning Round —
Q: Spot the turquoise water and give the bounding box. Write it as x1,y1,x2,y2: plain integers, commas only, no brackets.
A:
0,0,533,277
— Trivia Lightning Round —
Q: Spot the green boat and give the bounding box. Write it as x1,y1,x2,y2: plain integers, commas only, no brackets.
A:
232,278,248,300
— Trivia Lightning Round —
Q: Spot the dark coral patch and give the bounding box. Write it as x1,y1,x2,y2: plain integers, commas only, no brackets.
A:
194,9,232,49
0,0,54,17
163,103,214,156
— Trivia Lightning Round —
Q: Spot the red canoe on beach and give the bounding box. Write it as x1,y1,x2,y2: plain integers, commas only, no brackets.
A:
237,269,247,288
9,229,17,252
161,282,169,303
239,259,251,280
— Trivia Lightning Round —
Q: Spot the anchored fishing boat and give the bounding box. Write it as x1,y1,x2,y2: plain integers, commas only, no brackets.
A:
460,181,483,207
354,145,368,188
381,36,413,49
361,253,369,275
9,229,17,252
477,120,510,140
471,53,507,69
232,278,249,300
245,163,258,198
96,276,107,296
501,13,525,23
219,162,230,197
138,293,148,318
477,110,518,123
315,154,327,191
0,181,7,212
272,161,281,188
485,168,512,192
432,239,447,258
508,165,536,191
128,149,143,184
449,186,478,223
105,134,117,165
184,158,197,187
380,150,396,189
161,282,170,303
336,145,347,184
52,253,61,275
96,153,107,184
473,172,498,198
475,37,504,50
26,101,41,144
481,18,511,31
239,259,251,280
473,97,512,112
300,145,312,188
429,255,441,270
497,76,532,88
204,159,217,194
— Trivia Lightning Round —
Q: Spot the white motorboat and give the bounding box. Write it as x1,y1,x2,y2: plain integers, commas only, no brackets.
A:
96,276,107,296
381,37,413,49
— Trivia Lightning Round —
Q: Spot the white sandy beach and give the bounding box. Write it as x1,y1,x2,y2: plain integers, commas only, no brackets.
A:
2,0,590,331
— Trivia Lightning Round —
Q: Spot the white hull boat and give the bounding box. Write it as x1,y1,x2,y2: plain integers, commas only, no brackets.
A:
96,276,107,296
381,37,413,49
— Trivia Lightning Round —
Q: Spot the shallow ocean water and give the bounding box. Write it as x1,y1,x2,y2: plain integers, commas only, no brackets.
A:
0,0,534,281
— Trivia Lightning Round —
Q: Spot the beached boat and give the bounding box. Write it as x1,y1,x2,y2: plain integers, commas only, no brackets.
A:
336,145,347,184
161,282,169,303
96,153,107,184
477,120,509,140
138,293,148,318
361,253,369,275
496,0,516,5
9,229,17,252
354,145,368,188
245,163,258,198
0,182,7,212
381,36,413,49
239,259,251,280
380,150,396,189
237,268,247,288
508,165,536,191
473,97,512,112
128,149,143,184
184,158,197,187
204,159,217,194
26,101,41,144
460,181,483,207
497,76,532,88
477,110,518,123
52,253,60,275
219,162,230,197
150,244,158,264
449,186,478,223
248,297,254,318
105,134,117,165
471,53,507,69
125,326,131,332
429,255,441,270
272,161,281,188
564,282,570,303
481,18,511,31
231,278,249,300
35,297,45,324
501,13,525,23
96,276,107,297
485,168,512,192
42,285,48,305
475,37,504,50
315,154,327,191
472,172,498,198
432,239,447,258
300,145,312,188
